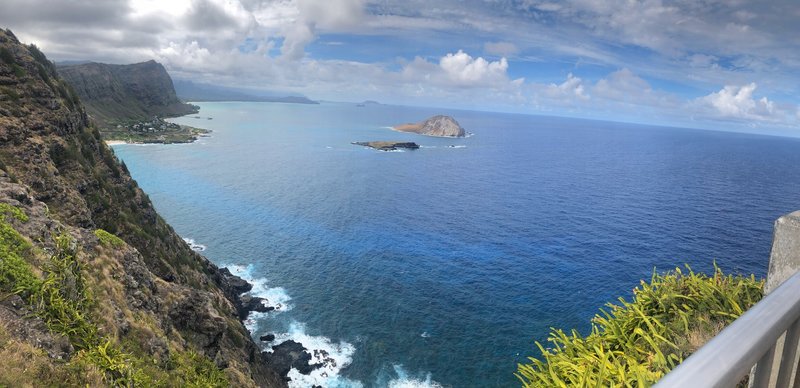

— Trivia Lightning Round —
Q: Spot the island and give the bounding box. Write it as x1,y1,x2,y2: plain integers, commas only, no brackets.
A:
393,115,466,137
352,141,420,151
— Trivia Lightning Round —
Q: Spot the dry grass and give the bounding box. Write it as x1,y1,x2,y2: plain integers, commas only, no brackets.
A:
0,323,106,387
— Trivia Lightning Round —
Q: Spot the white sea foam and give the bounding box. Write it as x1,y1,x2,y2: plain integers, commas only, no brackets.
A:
182,237,206,252
388,365,443,388
269,321,362,388
223,263,363,386
224,263,293,332
447,145,467,149
420,332,431,338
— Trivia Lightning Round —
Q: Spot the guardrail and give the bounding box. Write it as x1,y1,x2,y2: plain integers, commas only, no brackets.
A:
654,270,800,387
656,211,800,388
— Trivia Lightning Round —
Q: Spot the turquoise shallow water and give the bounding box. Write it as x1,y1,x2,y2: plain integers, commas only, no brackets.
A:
114,102,800,387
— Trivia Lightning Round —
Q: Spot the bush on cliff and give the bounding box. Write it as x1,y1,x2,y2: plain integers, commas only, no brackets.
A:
516,266,763,387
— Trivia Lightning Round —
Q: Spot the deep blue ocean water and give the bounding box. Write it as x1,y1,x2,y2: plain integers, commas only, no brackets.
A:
113,102,800,387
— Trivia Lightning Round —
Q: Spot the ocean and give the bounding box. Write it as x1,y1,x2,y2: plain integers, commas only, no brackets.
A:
112,102,800,387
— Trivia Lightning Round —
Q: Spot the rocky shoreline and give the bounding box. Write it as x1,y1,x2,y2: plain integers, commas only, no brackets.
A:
218,267,324,384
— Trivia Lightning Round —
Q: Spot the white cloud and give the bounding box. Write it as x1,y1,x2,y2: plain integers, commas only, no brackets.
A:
545,73,588,101
700,83,777,120
278,0,365,60
439,50,511,86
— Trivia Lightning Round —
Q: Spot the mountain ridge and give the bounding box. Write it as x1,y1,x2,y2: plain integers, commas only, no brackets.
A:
57,60,198,128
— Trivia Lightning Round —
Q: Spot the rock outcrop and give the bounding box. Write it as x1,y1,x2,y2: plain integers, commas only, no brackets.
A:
0,28,285,387
57,60,198,128
263,340,322,378
393,115,466,137
352,141,420,151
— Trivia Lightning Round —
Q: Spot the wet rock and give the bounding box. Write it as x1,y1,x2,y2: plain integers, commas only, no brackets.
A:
260,334,275,342
218,267,253,295
263,340,323,378
237,295,274,320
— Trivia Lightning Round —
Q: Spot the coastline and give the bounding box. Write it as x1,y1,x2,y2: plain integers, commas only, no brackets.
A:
102,124,211,145
104,140,128,146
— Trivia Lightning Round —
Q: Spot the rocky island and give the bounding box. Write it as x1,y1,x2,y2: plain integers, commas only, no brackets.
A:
352,141,420,151
393,115,466,137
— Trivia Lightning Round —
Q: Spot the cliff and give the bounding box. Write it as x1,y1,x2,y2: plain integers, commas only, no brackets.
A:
0,29,284,386
393,115,466,137
57,60,198,128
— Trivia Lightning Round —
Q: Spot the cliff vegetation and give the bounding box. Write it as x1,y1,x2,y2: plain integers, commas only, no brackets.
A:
516,266,763,387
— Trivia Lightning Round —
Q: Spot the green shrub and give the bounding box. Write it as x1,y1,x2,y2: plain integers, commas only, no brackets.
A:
0,47,14,64
0,205,39,297
516,266,763,387
169,350,230,388
94,229,125,248
12,64,25,78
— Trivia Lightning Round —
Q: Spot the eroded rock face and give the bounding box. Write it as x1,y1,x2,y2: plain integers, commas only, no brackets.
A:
393,115,466,137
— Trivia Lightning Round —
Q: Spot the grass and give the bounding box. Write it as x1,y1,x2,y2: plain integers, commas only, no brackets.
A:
516,266,763,387
0,203,38,298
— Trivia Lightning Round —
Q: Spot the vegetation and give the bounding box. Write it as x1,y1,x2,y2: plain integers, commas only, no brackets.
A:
516,266,763,387
0,203,37,298
95,229,125,248
0,206,228,387
101,121,210,144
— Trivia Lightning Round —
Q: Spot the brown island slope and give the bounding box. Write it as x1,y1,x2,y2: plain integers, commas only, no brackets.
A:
393,115,466,137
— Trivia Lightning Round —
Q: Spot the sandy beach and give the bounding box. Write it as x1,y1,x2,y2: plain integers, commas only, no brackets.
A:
104,140,128,146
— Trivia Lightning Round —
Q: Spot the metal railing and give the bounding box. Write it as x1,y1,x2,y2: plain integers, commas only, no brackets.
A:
654,270,800,388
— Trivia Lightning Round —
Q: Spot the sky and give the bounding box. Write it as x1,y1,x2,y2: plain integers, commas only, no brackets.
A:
1,0,799,135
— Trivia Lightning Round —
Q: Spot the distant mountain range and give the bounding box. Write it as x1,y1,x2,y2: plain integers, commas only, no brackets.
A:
173,79,318,104
57,60,198,127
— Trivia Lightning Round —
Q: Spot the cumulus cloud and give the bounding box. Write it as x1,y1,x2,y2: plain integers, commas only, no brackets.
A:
545,73,588,101
439,50,512,86
700,83,777,120
398,49,523,91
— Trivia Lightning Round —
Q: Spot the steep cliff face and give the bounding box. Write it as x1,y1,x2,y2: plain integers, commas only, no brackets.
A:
393,115,466,137
57,60,197,127
0,29,282,387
